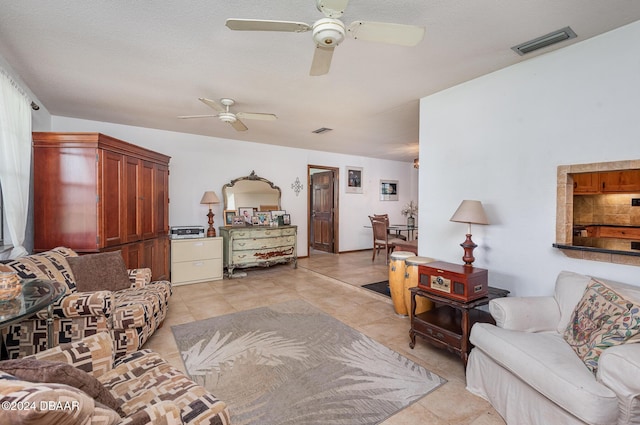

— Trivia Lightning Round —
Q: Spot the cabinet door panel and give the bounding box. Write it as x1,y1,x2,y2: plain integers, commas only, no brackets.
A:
101,151,125,247
572,173,599,194
153,237,170,281
34,146,99,251
154,164,169,236
600,170,640,192
124,156,142,242
141,161,155,239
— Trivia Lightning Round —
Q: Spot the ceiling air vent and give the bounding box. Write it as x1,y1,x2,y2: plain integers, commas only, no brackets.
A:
312,127,333,134
511,26,577,56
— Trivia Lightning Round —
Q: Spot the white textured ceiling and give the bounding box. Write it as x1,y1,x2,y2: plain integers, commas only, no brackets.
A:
1,1,639,161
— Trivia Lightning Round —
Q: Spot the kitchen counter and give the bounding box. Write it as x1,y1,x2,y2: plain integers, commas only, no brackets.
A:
553,243,640,257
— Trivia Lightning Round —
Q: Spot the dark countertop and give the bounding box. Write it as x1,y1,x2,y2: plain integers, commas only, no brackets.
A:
553,243,640,257
573,224,640,228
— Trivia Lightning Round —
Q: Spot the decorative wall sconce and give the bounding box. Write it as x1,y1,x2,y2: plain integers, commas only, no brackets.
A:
413,158,419,169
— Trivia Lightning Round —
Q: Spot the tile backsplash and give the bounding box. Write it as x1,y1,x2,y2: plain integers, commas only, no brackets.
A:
574,193,640,226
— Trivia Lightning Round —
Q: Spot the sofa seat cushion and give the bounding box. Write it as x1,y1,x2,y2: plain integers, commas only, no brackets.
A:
470,323,618,424
112,281,171,330
100,350,230,424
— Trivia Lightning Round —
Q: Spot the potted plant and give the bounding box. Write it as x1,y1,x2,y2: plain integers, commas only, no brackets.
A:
401,201,418,228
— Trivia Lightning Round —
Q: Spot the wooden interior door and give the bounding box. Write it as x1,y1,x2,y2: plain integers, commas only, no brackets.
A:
311,170,335,253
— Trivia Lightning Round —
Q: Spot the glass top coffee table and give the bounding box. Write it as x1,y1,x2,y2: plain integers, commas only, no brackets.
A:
0,279,66,358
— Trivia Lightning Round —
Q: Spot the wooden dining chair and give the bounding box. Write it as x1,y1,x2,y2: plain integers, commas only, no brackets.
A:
372,213,407,241
369,216,405,262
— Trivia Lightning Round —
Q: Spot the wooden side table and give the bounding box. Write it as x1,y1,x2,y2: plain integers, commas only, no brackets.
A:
409,286,509,366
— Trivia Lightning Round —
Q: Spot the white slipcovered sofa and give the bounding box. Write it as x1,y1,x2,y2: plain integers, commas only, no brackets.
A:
466,271,640,425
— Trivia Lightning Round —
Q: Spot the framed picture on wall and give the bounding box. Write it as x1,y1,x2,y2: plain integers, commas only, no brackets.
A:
380,180,399,201
346,166,363,194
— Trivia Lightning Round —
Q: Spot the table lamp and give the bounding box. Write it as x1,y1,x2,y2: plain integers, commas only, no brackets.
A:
450,200,489,266
200,191,220,237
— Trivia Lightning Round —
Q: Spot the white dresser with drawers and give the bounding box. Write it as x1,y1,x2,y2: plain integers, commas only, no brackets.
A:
219,225,297,277
170,237,223,285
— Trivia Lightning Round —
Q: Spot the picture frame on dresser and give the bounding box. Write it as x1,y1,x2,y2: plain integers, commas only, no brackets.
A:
270,210,286,221
224,210,236,225
255,211,271,225
239,207,255,224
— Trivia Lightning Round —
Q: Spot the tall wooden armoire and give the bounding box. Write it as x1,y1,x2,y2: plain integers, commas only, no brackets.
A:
32,132,171,280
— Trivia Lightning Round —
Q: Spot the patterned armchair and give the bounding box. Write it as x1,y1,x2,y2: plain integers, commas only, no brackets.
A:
0,247,171,359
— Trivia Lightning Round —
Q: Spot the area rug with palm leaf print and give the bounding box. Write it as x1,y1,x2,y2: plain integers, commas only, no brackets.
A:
171,300,446,425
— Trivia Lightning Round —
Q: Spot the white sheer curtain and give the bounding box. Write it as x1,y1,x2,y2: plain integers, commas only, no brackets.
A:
0,67,32,258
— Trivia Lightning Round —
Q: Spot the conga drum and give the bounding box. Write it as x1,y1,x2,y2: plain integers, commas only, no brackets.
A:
404,256,436,315
388,251,415,315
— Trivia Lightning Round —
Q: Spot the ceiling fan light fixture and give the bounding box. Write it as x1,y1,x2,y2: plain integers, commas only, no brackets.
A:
511,26,577,56
313,18,346,46
218,112,237,123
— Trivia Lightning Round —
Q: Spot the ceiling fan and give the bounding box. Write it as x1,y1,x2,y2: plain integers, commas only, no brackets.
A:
226,0,426,76
178,98,277,132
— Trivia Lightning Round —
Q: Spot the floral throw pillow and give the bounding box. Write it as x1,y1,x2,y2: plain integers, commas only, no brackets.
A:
564,278,640,374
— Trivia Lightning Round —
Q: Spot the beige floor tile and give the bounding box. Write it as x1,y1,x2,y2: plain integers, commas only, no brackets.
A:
146,250,505,425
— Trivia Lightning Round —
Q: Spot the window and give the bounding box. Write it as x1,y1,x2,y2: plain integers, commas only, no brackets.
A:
0,182,3,246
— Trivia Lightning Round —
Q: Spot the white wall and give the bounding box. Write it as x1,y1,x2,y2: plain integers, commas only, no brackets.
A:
419,21,640,296
52,116,418,256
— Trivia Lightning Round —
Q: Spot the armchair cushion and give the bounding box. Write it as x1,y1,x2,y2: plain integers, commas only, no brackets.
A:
0,358,124,415
564,279,640,374
67,251,131,292
29,330,115,379
489,296,560,332
470,322,619,424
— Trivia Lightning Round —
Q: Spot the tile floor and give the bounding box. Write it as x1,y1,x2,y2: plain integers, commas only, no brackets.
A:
145,250,506,425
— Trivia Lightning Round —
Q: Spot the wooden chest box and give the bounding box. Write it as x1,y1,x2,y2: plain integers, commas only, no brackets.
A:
418,261,488,302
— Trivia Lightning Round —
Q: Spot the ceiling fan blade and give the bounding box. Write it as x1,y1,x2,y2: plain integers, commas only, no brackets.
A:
237,112,277,121
199,98,225,112
226,19,311,33
317,0,350,18
310,45,335,76
347,21,425,46
177,114,217,119
230,119,248,131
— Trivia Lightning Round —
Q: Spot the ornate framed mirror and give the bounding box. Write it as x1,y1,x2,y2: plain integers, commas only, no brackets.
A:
222,171,281,212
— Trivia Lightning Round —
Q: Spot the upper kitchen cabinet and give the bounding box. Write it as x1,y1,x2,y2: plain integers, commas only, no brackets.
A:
572,172,600,194
32,132,171,280
599,170,640,193
571,170,640,194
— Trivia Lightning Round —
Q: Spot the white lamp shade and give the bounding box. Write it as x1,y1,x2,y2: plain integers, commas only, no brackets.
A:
450,200,489,225
200,191,220,205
